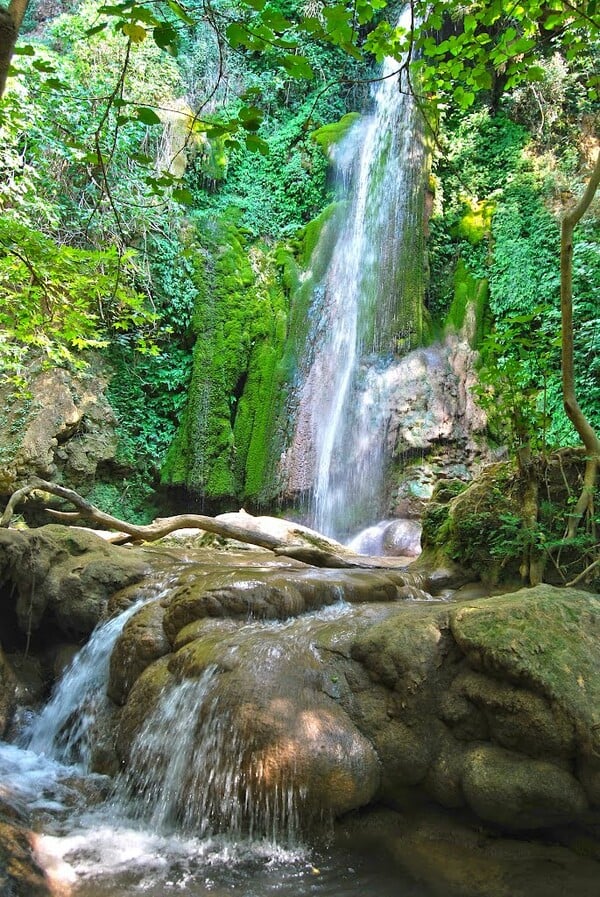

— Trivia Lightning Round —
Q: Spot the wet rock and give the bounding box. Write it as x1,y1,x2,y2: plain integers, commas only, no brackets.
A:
0,645,16,736
337,805,600,897
0,801,51,897
117,612,383,825
111,564,600,837
382,519,422,556
108,600,170,705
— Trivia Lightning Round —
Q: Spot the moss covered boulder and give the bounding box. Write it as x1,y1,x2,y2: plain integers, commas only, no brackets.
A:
418,449,599,588
349,585,600,829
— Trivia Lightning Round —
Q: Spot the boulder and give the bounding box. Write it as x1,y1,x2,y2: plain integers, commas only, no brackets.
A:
349,585,600,828
0,525,155,640
116,608,388,830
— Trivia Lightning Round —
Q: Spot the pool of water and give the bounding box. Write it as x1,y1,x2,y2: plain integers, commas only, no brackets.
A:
36,823,430,897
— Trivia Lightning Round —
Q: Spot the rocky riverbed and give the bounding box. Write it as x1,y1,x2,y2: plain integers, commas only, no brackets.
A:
1,525,599,896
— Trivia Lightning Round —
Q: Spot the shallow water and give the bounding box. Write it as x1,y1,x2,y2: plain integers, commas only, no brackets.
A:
0,737,432,896
35,821,430,897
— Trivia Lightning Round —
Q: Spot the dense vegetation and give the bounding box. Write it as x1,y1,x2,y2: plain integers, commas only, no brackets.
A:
0,0,598,542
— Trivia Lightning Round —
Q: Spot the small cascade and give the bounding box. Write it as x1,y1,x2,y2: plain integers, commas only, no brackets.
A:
25,601,143,766
115,666,303,842
26,576,176,767
282,7,425,539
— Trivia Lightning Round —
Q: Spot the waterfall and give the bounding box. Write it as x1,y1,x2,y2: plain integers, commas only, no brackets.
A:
25,600,144,766
25,576,177,767
115,666,304,842
283,7,425,539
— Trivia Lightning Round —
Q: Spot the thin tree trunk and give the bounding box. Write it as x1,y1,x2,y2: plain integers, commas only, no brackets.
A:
560,151,600,537
0,0,29,99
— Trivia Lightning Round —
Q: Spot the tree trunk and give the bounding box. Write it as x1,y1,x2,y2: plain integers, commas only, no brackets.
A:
0,478,411,570
560,151,600,537
0,0,29,99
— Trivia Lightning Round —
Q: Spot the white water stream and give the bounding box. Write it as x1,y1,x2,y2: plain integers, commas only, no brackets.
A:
285,6,424,539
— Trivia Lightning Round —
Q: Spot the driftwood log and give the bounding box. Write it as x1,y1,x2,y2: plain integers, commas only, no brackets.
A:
0,478,408,570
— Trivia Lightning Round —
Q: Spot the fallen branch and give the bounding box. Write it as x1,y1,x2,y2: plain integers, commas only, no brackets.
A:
567,555,600,587
0,478,408,570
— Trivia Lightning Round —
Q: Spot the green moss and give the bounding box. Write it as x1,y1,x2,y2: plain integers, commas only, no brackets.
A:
277,202,344,381
161,215,288,502
450,587,600,733
455,199,494,244
444,259,490,348
311,112,361,153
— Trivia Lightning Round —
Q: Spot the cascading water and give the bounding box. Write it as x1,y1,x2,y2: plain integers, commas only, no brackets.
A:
283,7,425,539
25,597,146,766
0,565,426,895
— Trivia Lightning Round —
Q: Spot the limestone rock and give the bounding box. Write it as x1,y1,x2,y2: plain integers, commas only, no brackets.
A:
449,586,600,760
338,806,600,897
0,525,153,639
117,612,383,826
0,365,117,495
461,743,588,828
108,600,170,705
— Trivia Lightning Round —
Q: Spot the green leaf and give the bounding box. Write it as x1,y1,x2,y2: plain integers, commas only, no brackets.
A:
153,23,179,55
122,22,147,42
134,106,162,125
32,59,56,72
245,133,269,155
85,23,109,37
226,22,247,49
172,187,195,205
43,77,68,90
166,0,195,25
13,45,35,56
238,105,264,131
280,54,314,79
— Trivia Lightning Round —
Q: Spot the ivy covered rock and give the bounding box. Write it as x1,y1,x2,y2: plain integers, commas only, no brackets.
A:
418,448,599,587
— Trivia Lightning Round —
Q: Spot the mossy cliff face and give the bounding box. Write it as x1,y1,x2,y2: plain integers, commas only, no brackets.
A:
161,218,288,502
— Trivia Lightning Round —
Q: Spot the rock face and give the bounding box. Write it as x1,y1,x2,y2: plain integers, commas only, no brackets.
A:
0,525,155,641
0,646,16,737
109,566,600,835
280,334,491,517
0,366,118,496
